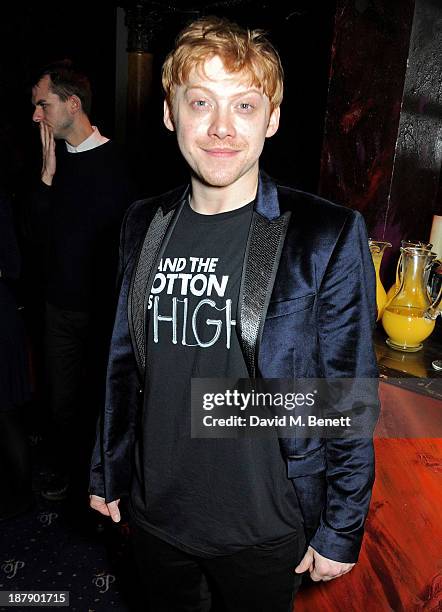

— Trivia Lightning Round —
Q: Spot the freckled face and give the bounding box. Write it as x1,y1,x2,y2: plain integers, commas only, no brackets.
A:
31,75,74,139
164,56,280,189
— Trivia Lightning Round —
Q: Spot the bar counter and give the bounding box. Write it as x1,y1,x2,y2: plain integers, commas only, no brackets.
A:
295,324,442,611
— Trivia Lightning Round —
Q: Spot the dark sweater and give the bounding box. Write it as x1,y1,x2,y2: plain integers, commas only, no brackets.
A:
29,140,135,312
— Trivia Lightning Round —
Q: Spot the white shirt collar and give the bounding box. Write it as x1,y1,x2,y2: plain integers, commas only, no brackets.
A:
65,126,109,153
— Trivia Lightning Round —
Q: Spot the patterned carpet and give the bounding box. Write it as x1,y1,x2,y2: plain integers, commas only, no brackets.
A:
0,430,142,612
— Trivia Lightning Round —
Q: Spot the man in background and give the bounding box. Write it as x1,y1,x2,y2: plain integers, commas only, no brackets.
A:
29,60,135,502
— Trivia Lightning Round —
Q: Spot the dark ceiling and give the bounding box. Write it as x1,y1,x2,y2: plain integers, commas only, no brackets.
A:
1,1,337,195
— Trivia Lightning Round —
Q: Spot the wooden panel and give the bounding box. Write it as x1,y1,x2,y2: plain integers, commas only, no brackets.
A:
295,382,442,611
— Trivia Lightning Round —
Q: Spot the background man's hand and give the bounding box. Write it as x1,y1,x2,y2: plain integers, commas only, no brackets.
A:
39,122,56,186
294,546,355,582
89,495,121,522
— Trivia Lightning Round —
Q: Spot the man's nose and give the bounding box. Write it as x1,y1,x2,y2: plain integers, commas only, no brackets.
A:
32,107,43,122
208,108,236,139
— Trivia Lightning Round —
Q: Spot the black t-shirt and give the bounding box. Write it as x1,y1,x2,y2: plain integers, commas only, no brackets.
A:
129,200,303,557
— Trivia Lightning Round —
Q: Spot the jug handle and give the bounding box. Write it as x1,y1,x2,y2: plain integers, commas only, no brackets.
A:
425,263,442,319
425,258,442,300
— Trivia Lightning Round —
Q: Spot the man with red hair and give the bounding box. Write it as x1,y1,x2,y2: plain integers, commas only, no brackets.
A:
90,16,378,611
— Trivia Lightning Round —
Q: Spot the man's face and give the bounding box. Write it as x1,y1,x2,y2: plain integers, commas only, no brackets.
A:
32,75,74,139
164,55,280,189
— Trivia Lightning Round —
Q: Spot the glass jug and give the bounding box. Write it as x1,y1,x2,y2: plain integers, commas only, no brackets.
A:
382,247,442,351
386,241,433,304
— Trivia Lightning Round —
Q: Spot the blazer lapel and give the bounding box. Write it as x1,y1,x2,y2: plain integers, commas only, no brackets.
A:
237,174,291,377
128,191,188,380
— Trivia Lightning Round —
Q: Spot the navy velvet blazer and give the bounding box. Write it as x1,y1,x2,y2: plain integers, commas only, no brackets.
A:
90,172,379,563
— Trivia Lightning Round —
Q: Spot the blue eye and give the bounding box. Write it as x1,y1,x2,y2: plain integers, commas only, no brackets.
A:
238,103,254,111
192,100,208,109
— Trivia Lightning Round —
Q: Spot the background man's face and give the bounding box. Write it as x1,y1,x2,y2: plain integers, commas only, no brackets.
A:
32,75,74,139
164,55,280,189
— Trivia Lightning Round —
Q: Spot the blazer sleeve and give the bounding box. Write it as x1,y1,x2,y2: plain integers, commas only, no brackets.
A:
308,210,380,563
89,204,142,501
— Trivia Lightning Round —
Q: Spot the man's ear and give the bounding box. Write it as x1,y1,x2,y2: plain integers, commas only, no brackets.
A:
163,99,175,132
266,106,280,138
69,95,82,115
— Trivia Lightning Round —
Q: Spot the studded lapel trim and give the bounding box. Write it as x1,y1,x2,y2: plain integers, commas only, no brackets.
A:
128,204,184,379
237,211,291,377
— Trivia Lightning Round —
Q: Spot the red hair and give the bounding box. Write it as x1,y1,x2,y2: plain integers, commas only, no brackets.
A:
162,16,284,111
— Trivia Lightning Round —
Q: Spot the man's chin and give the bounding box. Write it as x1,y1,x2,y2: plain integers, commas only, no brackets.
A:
195,168,246,189
48,127,65,140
